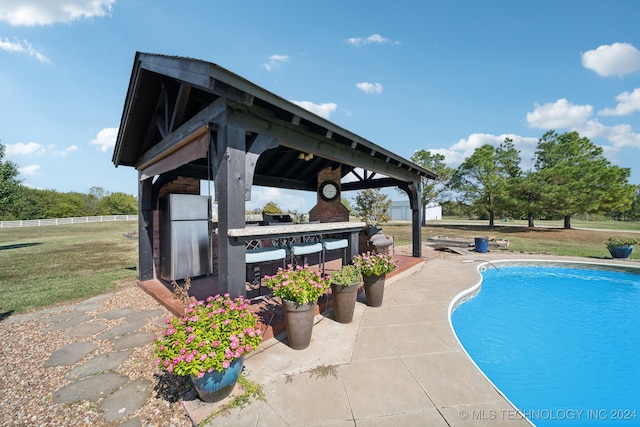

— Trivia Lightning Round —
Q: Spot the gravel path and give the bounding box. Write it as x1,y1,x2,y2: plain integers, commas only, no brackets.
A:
0,283,193,426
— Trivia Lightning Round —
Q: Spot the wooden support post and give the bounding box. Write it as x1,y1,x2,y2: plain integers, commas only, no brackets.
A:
399,180,423,259
216,121,247,298
138,173,154,281
412,206,421,258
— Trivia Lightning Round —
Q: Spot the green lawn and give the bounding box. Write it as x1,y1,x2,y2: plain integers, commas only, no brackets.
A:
0,221,138,315
383,219,640,259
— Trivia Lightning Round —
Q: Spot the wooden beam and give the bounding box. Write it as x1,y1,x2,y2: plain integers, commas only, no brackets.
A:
252,174,315,191
226,101,424,183
341,177,407,192
136,97,226,170
245,134,279,200
169,83,192,132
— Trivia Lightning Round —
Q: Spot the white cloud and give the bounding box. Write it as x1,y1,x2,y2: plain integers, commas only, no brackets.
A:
0,0,114,26
346,33,398,47
577,121,640,149
356,82,383,94
90,127,118,152
50,144,80,156
575,119,609,140
0,37,49,62
263,54,289,71
523,98,640,149
19,164,41,176
430,133,549,173
526,99,593,129
581,42,640,77
427,148,467,166
599,88,640,116
5,141,45,156
290,100,337,120
606,124,640,149
448,133,539,167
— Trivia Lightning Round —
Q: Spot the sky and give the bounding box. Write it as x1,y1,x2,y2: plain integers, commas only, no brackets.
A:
1,0,640,213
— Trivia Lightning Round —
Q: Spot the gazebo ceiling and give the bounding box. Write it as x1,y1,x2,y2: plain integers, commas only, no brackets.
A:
113,52,436,192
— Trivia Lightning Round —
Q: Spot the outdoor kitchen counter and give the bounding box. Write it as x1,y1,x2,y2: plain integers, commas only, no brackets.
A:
226,221,366,242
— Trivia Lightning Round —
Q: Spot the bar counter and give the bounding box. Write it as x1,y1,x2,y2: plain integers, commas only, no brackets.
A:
226,221,366,242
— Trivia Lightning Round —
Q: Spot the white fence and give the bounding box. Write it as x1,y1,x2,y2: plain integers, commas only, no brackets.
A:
0,214,267,228
0,215,139,228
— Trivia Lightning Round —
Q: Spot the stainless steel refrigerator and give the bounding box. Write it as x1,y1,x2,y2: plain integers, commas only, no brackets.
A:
159,194,212,281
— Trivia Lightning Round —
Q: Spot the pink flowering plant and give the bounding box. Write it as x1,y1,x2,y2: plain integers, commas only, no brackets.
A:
352,251,399,276
154,294,263,377
263,264,331,304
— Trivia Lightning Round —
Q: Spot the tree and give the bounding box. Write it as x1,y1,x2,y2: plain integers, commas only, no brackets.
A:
96,192,137,215
0,144,22,218
341,197,354,215
620,185,640,221
452,140,522,226
511,171,546,227
262,201,283,214
7,187,42,220
48,191,84,218
534,130,635,229
7,188,81,219
353,189,391,226
82,186,107,216
409,150,454,225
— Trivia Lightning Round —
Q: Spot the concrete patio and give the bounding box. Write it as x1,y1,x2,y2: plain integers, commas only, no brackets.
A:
186,251,554,426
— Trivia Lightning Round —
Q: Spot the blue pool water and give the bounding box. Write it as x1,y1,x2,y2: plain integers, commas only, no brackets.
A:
451,262,640,426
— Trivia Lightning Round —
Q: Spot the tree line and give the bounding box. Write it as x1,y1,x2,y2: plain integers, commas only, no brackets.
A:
0,145,137,220
3,130,638,225
411,130,639,228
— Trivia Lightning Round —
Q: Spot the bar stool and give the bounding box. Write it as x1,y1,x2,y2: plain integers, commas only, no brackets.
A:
320,238,349,273
288,241,323,267
246,247,286,296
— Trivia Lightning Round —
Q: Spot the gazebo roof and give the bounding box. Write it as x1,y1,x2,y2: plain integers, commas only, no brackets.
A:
112,52,436,192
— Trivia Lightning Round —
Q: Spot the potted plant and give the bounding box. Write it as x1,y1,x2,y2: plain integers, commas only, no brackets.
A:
154,294,263,402
263,264,331,349
329,264,363,323
353,251,399,307
605,237,638,259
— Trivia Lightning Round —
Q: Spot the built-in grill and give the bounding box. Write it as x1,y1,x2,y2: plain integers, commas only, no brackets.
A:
262,213,293,225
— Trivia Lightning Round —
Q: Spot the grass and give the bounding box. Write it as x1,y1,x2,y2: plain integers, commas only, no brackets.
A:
381,219,640,259
1,218,638,316
0,221,138,315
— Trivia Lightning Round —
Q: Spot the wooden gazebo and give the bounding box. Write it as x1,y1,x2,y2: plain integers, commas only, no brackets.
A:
112,52,436,298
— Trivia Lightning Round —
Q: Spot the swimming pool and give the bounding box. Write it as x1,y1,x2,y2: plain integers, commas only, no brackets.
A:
450,261,640,426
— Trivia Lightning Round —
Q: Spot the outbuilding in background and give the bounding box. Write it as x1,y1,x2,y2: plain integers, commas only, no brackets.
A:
390,200,441,221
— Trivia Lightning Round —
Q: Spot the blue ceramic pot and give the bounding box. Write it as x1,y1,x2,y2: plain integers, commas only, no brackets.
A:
190,356,244,402
609,245,633,259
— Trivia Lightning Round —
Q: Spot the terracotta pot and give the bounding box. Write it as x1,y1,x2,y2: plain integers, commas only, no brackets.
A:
282,300,316,350
362,273,386,307
190,356,244,402
330,282,360,323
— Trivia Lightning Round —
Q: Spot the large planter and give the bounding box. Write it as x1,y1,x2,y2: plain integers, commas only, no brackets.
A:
608,245,634,259
190,356,244,403
362,273,386,307
330,282,360,323
282,300,316,350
